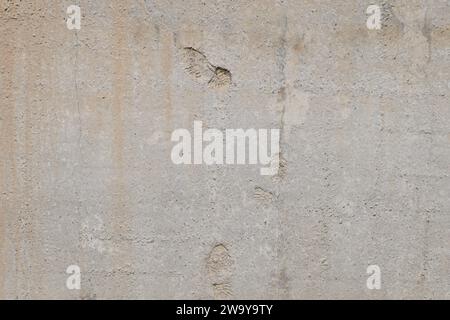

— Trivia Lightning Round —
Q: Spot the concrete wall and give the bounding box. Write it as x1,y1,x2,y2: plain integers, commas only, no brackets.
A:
0,0,449,299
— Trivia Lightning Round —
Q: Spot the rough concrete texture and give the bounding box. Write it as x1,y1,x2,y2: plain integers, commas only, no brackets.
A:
0,0,449,299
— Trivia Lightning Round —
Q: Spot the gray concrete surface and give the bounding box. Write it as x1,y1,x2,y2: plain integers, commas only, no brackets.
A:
0,0,449,299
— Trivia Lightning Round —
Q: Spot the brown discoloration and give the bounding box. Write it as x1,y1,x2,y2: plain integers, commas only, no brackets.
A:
292,35,305,54
0,0,449,300
17,8,50,298
109,2,134,297
0,1,58,297
431,25,450,47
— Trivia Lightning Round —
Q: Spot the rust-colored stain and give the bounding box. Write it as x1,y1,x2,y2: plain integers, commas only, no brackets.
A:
1,2,47,297
0,0,449,300
109,2,134,297
0,2,54,297
19,12,48,298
